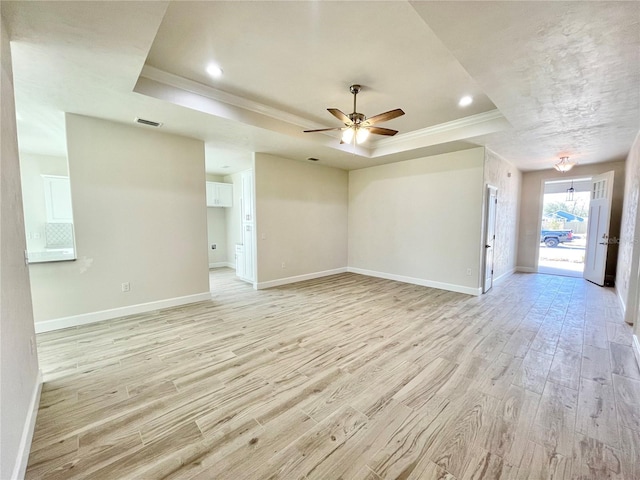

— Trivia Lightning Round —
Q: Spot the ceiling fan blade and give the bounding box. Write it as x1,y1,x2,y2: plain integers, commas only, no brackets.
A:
367,126,398,136
327,108,352,125
363,108,405,126
303,127,343,133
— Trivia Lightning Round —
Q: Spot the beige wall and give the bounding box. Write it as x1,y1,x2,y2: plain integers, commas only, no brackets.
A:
1,15,40,479
484,149,522,281
206,207,227,266
517,161,626,276
28,114,209,323
348,147,485,294
255,153,348,285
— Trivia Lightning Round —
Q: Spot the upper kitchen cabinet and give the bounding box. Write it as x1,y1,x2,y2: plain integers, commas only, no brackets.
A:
206,181,233,207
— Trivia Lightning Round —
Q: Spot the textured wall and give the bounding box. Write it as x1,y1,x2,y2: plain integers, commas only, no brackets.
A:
617,132,640,328
483,149,522,281
1,14,40,479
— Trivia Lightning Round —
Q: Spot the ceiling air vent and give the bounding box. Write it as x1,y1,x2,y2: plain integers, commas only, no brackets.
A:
135,117,162,127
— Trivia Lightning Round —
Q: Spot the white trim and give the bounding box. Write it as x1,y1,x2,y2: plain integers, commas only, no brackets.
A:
11,370,42,480
347,267,482,296
376,110,505,148
34,292,212,333
140,65,328,133
494,267,516,285
633,335,640,372
208,262,233,269
256,267,348,290
516,266,537,273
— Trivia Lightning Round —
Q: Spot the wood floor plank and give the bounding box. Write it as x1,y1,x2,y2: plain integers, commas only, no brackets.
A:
516,441,571,479
529,381,578,456
548,347,582,390
575,377,620,448
571,432,623,480
25,270,636,479
609,342,640,380
612,374,640,432
512,349,553,394
581,344,613,385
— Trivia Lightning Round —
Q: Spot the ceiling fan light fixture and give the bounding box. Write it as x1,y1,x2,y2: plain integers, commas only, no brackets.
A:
341,127,355,144
554,156,576,173
356,127,370,144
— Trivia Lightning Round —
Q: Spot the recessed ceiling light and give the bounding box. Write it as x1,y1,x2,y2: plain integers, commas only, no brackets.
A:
206,64,223,78
458,95,473,107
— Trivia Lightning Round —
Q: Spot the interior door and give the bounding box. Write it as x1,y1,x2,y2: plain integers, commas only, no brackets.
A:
484,186,498,293
583,171,614,286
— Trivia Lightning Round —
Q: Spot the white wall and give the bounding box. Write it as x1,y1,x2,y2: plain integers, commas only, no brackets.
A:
28,114,210,327
1,15,41,479
517,161,625,276
254,153,348,286
348,147,485,295
483,149,522,282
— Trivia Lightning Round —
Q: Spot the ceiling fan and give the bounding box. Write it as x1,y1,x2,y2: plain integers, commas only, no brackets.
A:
304,84,405,145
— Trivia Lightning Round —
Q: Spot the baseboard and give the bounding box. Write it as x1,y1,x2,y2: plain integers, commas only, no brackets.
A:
209,262,234,269
633,335,640,372
34,292,212,333
347,267,482,296
494,267,516,285
256,267,348,290
11,369,42,480
516,266,536,273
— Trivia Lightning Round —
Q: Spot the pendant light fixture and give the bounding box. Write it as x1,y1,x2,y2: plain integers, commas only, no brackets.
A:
554,156,576,173
566,179,575,201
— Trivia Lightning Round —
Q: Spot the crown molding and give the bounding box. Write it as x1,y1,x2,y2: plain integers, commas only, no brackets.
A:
138,65,509,159
140,65,329,132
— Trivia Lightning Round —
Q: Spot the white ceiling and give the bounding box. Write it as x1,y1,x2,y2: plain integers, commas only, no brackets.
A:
2,1,639,174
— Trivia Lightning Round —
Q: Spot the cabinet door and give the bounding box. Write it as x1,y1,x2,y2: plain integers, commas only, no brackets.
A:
241,171,254,221
43,175,73,222
205,182,216,207
243,224,254,281
216,183,233,207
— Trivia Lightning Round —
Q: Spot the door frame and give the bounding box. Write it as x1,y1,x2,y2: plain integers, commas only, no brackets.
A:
483,184,498,293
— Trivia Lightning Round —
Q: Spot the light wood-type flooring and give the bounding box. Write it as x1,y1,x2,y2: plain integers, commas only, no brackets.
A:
27,270,640,479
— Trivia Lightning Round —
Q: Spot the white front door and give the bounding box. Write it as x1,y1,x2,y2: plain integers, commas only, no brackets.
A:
583,171,614,286
484,186,498,293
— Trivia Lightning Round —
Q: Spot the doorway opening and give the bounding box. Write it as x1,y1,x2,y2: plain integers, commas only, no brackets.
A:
538,177,591,277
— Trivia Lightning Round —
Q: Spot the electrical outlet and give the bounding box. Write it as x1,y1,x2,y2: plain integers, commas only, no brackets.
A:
466,268,472,276
281,262,286,269
211,244,217,250
121,282,131,292
29,337,36,356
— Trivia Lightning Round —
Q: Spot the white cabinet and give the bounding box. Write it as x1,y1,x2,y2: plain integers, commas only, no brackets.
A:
43,175,73,222
241,171,253,222
206,182,232,207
